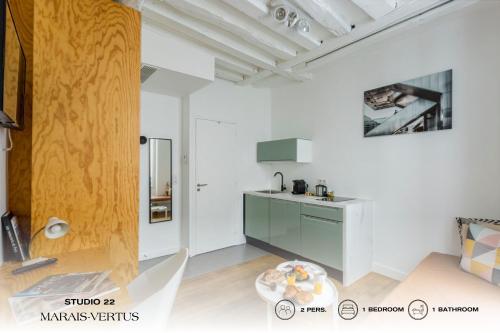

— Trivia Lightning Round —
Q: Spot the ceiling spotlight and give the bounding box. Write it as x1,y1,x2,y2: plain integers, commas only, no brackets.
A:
296,19,310,33
273,6,288,23
270,2,310,34
287,11,298,27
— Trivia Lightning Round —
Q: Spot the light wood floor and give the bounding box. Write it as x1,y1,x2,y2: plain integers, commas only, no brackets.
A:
169,254,399,333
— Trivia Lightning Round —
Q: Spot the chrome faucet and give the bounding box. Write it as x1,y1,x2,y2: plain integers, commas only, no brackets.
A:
274,172,286,192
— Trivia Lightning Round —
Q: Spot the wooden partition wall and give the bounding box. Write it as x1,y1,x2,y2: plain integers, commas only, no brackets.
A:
7,0,140,280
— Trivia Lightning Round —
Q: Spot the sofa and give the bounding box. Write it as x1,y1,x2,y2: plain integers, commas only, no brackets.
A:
368,252,500,331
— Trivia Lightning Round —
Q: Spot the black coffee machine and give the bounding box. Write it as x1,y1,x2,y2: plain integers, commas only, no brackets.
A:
292,180,308,194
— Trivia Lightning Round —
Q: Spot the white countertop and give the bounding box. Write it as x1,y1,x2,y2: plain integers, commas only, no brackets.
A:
244,191,369,208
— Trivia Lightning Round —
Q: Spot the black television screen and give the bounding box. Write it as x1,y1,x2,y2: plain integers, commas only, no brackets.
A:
0,0,26,130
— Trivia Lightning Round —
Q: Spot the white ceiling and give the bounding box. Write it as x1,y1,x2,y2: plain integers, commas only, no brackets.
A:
131,0,478,86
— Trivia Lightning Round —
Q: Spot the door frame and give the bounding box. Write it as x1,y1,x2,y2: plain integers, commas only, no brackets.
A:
190,117,239,256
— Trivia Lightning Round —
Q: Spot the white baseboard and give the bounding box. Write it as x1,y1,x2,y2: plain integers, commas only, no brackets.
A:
139,247,179,261
189,236,246,257
236,233,246,245
372,262,408,281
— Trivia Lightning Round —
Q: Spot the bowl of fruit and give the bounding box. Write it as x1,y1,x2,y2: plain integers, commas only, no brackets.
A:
287,264,309,281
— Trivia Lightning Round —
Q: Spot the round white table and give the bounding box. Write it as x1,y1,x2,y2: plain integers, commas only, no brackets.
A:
255,261,339,331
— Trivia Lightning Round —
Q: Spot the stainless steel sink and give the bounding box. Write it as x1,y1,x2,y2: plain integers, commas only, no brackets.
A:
256,190,282,194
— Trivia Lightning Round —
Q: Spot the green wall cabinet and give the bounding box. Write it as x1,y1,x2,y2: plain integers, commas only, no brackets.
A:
244,195,270,242
257,138,312,163
301,215,343,270
270,199,301,254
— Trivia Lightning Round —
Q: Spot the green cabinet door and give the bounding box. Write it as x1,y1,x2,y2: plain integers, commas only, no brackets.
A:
270,199,301,253
257,139,297,162
301,215,343,270
301,203,343,222
244,195,270,243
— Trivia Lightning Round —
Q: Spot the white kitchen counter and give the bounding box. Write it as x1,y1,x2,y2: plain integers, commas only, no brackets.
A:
243,191,370,208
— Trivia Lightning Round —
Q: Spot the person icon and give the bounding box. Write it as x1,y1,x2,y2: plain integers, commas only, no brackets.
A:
279,304,292,317
275,300,295,320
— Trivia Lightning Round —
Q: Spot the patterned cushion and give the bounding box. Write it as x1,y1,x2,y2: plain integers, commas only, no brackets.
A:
460,223,500,285
456,217,500,248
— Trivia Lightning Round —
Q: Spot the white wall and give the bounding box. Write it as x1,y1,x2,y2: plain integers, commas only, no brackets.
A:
270,2,500,279
185,79,272,255
139,91,181,260
0,129,6,264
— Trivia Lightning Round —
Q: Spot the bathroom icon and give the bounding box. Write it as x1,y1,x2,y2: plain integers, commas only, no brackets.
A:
408,299,428,320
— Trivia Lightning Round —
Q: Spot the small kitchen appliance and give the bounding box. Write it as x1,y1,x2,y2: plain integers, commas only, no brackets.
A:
292,180,307,194
315,184,327,197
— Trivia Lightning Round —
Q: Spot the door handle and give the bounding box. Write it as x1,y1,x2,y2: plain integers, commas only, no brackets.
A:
196,183,208,192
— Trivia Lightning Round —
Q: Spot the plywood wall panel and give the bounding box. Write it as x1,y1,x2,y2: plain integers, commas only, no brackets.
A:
29,0,140,279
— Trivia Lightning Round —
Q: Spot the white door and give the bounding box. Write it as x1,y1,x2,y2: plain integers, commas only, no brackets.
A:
194,119,238,254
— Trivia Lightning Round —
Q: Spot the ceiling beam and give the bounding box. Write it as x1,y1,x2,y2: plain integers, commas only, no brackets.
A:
143,17,258,76
212,52,258,77
244,0,471,85
278,0,455,70
215,66,244,83
143,1,310,82
292,0,352,36
221,0,321,50
351,0,398,20
221,0,269,18
143,2,276,69
162,0,298,60
237,69,312,86
237,70,274,86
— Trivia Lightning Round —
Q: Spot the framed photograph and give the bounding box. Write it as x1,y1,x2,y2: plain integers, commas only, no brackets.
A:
363,70,452,137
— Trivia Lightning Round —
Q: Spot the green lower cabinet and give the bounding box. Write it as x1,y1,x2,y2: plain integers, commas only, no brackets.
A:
301,215,343,270
244,195,270,242
245,195,344,271
270,199,301,253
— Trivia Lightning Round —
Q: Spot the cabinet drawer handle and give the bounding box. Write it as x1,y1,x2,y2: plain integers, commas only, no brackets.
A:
303,203,338,210
302,215,341,224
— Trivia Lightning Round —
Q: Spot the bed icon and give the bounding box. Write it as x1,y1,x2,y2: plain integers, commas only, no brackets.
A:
338,299,358,320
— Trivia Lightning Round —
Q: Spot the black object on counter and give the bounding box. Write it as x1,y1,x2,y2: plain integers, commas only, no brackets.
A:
292,180,308,194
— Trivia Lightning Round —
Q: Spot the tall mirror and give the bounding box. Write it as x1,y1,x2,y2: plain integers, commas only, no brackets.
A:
149,138,172,223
